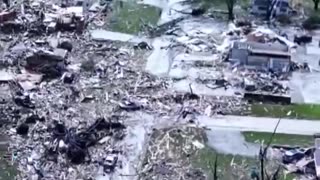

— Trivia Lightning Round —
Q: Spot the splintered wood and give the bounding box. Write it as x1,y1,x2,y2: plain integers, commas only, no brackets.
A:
140,126,207,180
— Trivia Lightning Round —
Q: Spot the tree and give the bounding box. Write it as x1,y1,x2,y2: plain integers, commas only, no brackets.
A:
226,0,235,20
265,0,277,20
313,0,320,10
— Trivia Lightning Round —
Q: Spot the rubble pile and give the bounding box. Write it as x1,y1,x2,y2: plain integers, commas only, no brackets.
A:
0,3,250,179
242,73,290,95
0,1,152,179
1,0,316,179
276,147,316,179
140,126,206,180
0,0,87,34
48,118,125,164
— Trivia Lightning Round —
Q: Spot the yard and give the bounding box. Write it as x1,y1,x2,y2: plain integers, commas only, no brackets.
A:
198,0,250,10
243,131,314,147
248,103,320,120
193,130,313,179
193,146,296,180
109,0,161,34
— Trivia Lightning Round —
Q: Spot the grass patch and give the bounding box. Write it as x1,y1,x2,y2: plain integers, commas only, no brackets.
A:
193,146,295,180
249,103,320,120
243,131,313,147
198,0,227,10
110,0,161,34
192,146,257,179
0,149,16,180
0,160,16,180
197,0,250,10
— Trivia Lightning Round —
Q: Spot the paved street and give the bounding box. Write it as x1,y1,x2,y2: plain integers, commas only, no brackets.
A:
198,115,320,135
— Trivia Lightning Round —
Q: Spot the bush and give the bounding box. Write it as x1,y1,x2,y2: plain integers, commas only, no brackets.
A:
303,15,320,30
277,15,291,25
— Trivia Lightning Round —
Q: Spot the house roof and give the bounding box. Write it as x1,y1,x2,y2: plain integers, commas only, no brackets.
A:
233,41,289,52
233,41,290,57
249,48,291,57
249,42,289,52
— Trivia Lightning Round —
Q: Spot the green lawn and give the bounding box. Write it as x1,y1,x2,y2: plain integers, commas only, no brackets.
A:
0,151,16,180
192,146,257,179
110,0,161,34
192,131,313,179
197,0,250,10
0,160,16,180
243,131,313,147
249,103,320,120
193,146,295,180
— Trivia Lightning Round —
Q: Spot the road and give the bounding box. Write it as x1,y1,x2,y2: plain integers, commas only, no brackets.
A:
198,115,320,135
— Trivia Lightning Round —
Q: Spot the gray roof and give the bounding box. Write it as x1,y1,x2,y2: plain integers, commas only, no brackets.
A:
233,41,289,52
252,0,269,6
249,49,290,57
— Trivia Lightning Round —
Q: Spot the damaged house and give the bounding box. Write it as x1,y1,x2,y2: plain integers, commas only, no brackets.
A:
230,41,292,104
250,0,290,17
229,41,291,73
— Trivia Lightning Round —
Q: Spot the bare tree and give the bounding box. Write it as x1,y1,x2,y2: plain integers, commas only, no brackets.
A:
213,155,218,180
226,0,236,20
313,0,320,10
266,0,277,20
259,118,282,180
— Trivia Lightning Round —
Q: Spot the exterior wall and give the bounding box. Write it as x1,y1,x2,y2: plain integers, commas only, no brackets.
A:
270,57,290,72
250,0,290,16
230,49,248,65
250,0,268,15
247,55,269,70
230,41,291,73
246,55,290,72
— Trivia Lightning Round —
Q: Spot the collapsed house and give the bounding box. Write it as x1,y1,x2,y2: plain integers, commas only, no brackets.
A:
281,136,320,178
230,41,291,73
229,41,292,104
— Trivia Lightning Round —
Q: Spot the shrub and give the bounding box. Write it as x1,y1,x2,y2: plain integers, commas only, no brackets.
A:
303,15,320,30
277,15,291,25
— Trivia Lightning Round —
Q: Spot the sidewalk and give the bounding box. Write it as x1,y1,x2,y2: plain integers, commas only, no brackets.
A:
198,115,320,135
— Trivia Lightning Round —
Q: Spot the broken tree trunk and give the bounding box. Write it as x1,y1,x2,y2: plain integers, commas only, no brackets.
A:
266,0,276,21
226,0,235,21
314,0,320,10
3,0,10,7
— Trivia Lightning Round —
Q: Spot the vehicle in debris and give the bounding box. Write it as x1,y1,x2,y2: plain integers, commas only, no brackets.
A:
283,149,305,164
104,154,118,173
